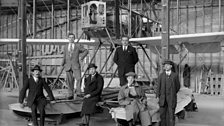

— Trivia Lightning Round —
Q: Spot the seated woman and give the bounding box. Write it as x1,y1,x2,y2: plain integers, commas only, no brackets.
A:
118,72,151,126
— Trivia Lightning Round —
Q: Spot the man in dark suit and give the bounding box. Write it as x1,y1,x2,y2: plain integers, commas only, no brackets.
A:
19,65,55,126
156,60,180,126
61,33,88,99
113,36,139,86
79,63,104,126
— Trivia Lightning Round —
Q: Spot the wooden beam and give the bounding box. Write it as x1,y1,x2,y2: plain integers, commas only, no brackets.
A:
115,0,120,39
128,0,132,37
67,0,70,34
51,0,55,38
176,0,180,34
18,0,27,91
219,0,222,32
32,0,36,38
211,0,213,32
161,0,170,60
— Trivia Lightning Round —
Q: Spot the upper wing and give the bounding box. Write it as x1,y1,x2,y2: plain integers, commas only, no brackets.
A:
129,32,224,46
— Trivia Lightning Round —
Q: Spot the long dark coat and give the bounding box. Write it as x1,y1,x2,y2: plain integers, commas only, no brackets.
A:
19,76,55,107
157,72,180,108
156,71,180,126
81,72,104,115
113,45,139,77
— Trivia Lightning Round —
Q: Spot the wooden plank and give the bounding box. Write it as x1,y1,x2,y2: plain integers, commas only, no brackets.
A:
0,0,18,7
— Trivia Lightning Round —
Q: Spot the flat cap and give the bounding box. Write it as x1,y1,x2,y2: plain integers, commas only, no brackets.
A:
162,60,173,65
87,63,97,69
125,72,136,77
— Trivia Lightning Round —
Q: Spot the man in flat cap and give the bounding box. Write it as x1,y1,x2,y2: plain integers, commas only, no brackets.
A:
118,72,151,126
79,63,104,126
156,60,180,126
19,65,55,126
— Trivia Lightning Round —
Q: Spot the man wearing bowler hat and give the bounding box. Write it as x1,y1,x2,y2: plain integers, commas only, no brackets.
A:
19,65,55,126
156,60,180,126
79,63,104,126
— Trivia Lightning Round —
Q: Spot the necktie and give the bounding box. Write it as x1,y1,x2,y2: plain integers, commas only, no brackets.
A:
69,43,73,56
90,75,92,81
91,75,94,81
68,44,71,51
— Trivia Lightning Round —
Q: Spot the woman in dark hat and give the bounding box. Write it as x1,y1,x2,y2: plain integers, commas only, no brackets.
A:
79,63,104,126
19,65,55,126
118,72,151,126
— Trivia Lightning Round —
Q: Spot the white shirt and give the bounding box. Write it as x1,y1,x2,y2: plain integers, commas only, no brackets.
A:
123,46,127,51
91,73,96,80
166,70,171,76
68,43,74,52
33,76,39,83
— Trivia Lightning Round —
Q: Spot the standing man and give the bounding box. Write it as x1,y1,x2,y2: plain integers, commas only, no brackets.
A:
79,63,104,126
156,60,180,126
61,33,88,99
113,36,139,86
19,65,55,126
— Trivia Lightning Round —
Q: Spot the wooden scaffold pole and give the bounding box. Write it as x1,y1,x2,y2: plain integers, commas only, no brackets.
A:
161,0,170,61
18,0,27,90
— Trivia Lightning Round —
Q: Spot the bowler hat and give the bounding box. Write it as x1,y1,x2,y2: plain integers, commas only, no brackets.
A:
162,60,173,65
88,63,97,69
31,65,42,72
125,72,136,77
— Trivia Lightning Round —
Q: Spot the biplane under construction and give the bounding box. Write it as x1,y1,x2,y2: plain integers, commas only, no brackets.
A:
1,0,224,125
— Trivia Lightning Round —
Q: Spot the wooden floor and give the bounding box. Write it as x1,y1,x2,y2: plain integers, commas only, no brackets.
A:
1,89,224,126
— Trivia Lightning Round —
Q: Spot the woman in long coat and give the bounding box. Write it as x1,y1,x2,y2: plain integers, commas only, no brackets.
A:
79,64,104,126
118,72,151,126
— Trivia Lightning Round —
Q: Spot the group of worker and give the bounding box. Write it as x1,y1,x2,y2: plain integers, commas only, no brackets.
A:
18,33,180,126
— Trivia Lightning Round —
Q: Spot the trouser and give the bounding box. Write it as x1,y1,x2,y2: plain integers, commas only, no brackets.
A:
159,102,176,126
81,114,90,126
31,98,46,126
66,69,82,96
118,67,135,86
119,75,127,86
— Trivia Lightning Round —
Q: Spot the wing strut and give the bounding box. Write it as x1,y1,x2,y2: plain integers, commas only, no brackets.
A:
139,44,158,77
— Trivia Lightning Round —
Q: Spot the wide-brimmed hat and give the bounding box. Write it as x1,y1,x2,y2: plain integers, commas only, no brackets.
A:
87,63,97,69
125,72,136,77
31,65,42,72
162,60,173,65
